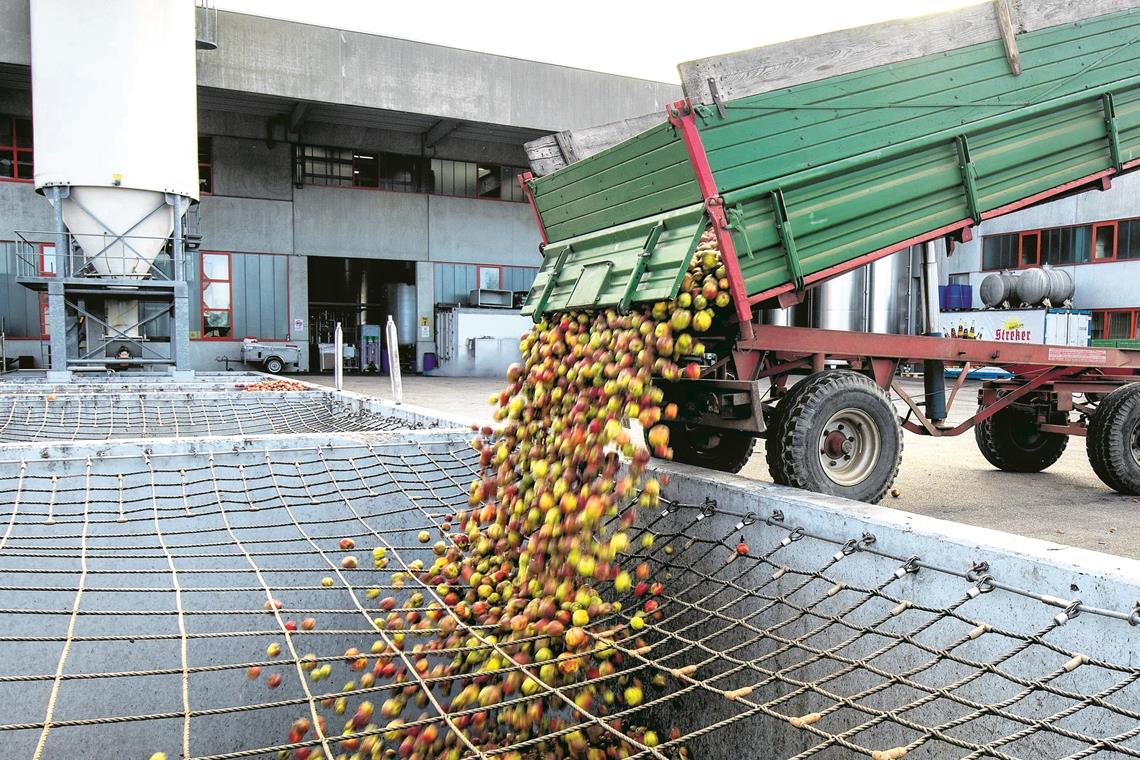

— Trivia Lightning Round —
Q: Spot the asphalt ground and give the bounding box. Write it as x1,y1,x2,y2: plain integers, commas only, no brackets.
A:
299,373,1140,560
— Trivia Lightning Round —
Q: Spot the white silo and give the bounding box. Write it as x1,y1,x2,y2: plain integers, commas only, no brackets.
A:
30,0,198,368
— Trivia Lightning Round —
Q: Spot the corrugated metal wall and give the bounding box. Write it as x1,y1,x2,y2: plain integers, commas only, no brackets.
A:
188,251,289,339
434,263,538,305
0,242,43,338
232,252,288,339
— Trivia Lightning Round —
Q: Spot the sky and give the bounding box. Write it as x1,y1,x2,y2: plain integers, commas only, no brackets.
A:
210,0,980,83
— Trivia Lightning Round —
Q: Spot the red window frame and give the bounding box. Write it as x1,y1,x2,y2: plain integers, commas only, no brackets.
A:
199,251,232,340
38,243,57,276
1017,230,1039,268
0,115,33,183
1092,221,1117,261
476,264,504,290
1091,308,1139,341
982,218,1140,271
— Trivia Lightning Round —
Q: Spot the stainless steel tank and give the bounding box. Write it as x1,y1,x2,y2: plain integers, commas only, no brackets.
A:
867,250,910,333
387,283,417,346
1016,267,1074,307
812,269,868,331
979,272,1018,308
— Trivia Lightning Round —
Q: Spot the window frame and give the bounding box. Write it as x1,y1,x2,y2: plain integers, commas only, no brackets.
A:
477,264,503,290
1017,230,1039,268
1091,308,1139,342
0,115,33,183
199,250,233,341
1092,221,1117,261
982,217,1140,271
294,141,528,202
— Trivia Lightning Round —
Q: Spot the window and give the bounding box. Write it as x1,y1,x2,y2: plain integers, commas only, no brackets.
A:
0,115,33,181
984,220,1140,269
982,233,1018,269
295,143,527,201
377,153,423,192
298,145,354,186
198,136,213,194
501,166,526,203
1094,222,1116,260
1119,219,1140,259
477,265,502,290
430,158,477,197
200,252,232,338
1091,310,1139,341
1018,231,1039,267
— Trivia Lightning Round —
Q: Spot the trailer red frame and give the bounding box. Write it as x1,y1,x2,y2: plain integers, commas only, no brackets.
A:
730,324,1140,437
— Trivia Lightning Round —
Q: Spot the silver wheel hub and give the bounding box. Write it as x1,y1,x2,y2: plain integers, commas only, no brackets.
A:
1130,423,1140,467
818,408,881,487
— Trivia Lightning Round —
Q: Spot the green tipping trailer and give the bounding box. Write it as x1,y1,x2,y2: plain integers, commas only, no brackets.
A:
520,1,1140,326
516,0,1140,505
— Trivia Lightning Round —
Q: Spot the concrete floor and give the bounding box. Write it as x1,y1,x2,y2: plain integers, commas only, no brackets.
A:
298,373,1140,559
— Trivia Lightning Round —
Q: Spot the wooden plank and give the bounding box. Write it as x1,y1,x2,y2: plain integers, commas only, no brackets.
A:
678,0,1140,104
994,0,1022,74
523,112,665,176
524,134,568,177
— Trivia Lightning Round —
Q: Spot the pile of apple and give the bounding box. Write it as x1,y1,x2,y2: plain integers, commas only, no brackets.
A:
253,229,734,759
239,379,309,392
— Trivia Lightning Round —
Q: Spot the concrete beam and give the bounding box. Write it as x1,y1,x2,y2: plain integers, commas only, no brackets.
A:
287,100,310,133
423,118,459,149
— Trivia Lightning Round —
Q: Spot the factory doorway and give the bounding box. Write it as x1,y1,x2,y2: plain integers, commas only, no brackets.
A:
307,257,416,372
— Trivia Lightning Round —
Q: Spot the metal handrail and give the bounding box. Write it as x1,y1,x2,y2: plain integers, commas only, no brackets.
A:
12,230,188,281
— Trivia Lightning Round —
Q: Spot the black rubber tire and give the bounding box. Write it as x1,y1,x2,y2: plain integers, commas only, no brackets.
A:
777,370,902,504
264,357,285,374
1087,382,1140,494
649,422,757,474
765,378,812,485
974,406,1068,473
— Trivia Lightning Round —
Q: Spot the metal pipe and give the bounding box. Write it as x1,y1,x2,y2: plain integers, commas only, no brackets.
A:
386,315,403,405
333,322,344,392
922,241,947,422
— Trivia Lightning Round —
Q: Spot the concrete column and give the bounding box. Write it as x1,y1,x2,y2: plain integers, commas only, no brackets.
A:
415,260,435,372
288,254,310,371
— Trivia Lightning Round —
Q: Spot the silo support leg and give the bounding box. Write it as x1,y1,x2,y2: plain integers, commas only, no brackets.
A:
171,281,194,378
45,280,70,382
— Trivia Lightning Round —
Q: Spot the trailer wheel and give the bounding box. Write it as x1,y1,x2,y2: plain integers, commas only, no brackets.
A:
974,406,1068,473
264,356,285,374
1087,382,1140,494
764,378,812,484
778,370,902,503
655,423,756,474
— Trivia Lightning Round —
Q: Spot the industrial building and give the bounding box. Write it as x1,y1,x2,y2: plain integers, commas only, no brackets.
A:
0,0,678,374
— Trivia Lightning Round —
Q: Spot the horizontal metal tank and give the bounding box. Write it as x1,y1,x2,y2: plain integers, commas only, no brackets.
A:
979,272,1018,307
30,0,199,277
1016,266,1074,306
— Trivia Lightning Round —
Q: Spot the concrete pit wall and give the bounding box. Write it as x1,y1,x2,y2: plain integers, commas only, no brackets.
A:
1,410,1138,757
645,462,1140,758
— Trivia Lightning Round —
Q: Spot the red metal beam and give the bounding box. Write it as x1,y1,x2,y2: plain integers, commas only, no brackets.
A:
667,100,754,340
737,324,1140,370
518,172,548,247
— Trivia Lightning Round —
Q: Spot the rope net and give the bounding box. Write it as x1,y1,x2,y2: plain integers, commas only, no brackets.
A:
0,392,422,442
1,434,1137,759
